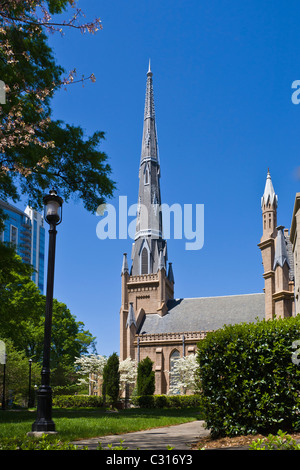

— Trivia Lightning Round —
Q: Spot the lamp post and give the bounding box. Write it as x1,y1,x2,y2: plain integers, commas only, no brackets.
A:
31,189,63,434
1,354,6,411
28,358,32,408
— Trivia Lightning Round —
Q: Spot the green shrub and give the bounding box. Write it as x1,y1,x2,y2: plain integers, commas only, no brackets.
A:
197,316,300,438
52,395,104,408
0,434,86,450
52,385,82,396
137,357,155,396
249,430,300,450
133,395,155,408
0,435,129,450
103,352,120,405
154,394,168,408
132,394,201,408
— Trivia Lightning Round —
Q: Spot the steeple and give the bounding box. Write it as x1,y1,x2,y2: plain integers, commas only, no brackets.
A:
140,59,158,165
261,169,278,241
131,63,167,275
119,64,175,365
261,169,277,209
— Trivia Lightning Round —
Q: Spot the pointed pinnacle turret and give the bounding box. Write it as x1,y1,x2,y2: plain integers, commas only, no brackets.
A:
121,253,129,275
261,169,278,209
158,250,165,271
273,226,290,270
168,262,174,283
126,302,136,328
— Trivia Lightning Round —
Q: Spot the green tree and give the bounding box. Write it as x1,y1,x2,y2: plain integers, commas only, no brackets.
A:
137,356,155,396
103,352,120,405
0,243,44,344
0,338,41,407
0,242,97,386
0,0,115,215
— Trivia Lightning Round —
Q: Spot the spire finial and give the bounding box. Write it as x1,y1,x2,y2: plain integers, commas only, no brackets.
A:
147,58,152,76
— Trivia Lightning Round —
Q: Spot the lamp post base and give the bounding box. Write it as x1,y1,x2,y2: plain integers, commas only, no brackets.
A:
27,431,58,437
31,384,56,433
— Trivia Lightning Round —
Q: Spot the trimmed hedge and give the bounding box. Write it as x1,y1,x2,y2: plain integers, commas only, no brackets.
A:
197,316,300,438
132,394,201,409
52,395,104,408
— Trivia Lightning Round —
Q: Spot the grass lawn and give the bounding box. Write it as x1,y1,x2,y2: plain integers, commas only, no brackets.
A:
0,407,202,442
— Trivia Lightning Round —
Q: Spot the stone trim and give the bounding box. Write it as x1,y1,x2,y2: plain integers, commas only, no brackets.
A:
135,331,207,345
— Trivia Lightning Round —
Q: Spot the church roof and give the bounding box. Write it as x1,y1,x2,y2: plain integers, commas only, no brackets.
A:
137,293,265,335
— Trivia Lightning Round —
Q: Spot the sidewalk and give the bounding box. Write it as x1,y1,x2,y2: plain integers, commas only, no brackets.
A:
72,420,210,450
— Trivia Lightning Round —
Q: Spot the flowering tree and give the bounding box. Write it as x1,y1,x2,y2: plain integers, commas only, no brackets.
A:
0,0,115,221
119,357,137,393
168,354,199,395
75,354,107,395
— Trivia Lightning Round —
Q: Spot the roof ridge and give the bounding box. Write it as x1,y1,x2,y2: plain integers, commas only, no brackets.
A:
172,293,264,301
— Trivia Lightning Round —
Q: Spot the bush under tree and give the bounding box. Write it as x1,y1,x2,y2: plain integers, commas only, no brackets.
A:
197,316,300,438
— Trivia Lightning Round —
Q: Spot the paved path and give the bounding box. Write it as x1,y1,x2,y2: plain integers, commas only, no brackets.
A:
73,420,210,450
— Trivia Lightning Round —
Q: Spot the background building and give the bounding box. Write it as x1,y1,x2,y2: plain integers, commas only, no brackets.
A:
290,193,300,316
0,200,45,292
258,170,295,319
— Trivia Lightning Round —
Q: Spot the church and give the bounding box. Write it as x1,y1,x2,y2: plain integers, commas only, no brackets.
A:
119,64,297,395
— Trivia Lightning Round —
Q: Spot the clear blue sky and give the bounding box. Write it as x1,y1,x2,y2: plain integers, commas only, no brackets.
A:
37,0,300,356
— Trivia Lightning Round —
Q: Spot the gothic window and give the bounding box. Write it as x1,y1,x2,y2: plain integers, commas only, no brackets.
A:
169,350,180,395
264,214,266,230
144,163,150,185
141,247,149,274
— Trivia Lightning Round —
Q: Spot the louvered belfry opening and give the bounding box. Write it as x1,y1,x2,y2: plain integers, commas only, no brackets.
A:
141,246,148,274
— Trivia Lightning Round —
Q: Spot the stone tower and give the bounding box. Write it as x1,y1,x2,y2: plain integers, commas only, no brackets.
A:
258,169,294,319
120,63,175,362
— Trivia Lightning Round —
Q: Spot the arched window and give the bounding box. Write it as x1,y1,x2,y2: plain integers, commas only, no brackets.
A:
169,350,180,395
141,247,148,274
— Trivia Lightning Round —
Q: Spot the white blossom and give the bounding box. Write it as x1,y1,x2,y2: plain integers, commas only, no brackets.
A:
168,354,199,395
75,354,107,393
119,357,137,392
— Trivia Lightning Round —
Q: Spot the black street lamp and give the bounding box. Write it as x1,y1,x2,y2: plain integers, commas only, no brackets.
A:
31,189,63,434
1,354,6,411
28,358,32,408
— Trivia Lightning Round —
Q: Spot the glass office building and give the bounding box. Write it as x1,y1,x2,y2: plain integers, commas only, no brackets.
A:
0,200,45,293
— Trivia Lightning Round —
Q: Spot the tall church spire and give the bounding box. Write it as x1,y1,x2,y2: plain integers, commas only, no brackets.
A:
140,59,159,165
131,63,167,275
